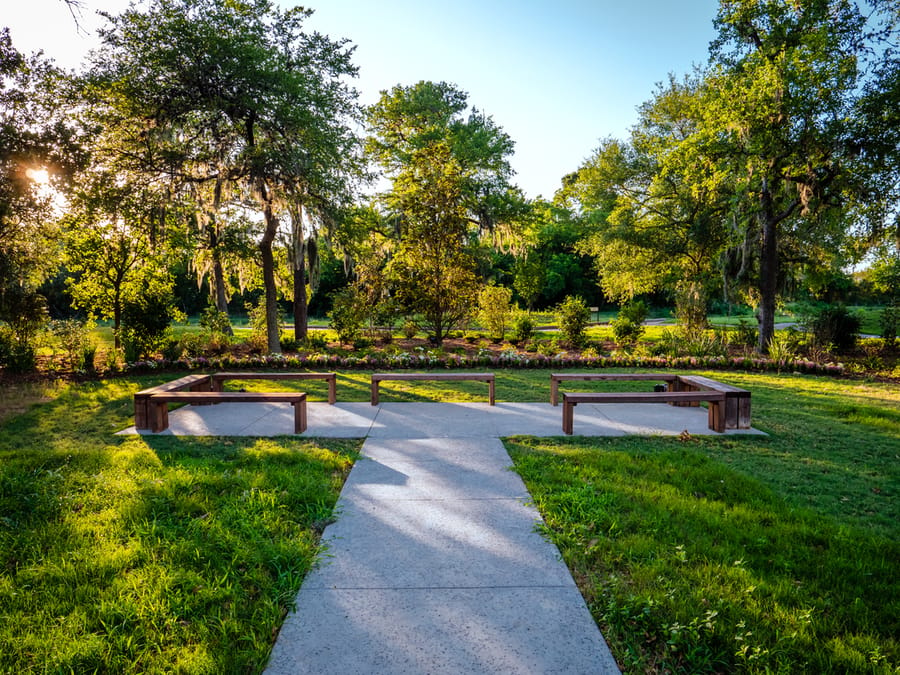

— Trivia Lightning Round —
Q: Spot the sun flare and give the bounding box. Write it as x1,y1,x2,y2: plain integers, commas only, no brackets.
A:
26,167,51,184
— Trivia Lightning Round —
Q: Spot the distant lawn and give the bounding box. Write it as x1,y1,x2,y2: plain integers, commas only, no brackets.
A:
0,370,896,672
505,371,899,673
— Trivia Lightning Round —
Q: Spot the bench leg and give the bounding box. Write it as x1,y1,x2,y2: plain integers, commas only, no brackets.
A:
562,401,574,435
328,376,337,405
293,400,307,433
708,401,725,433
150,401,169,433
371,379,379,405
550,378,558,407
488,379,495,406
192,378,214,404
134,396,150,430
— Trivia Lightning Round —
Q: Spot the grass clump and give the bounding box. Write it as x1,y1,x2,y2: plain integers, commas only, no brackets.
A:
0,378,359,673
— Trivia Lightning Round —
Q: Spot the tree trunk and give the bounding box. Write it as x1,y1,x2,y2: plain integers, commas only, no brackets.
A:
757,180,778,353
113,298,122,350
294,263,308,343
291,209,308,342
211,258,233,336
259,193,282,355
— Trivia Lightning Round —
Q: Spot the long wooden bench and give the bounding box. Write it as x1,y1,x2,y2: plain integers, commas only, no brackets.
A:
134,374,212,430
550,372,677,406
371,372,495,405
562,390,727,435
551,372,752,430
674,375,751,429
210,371,337,404
147,391,307,433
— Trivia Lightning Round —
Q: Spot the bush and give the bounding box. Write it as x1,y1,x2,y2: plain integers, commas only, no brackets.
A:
121,287,183,361
805,304,861,352
280,335,300,352
49,319,93,370
403,320,418,340
199,306,233,335
477,285,514,341
880,306,898,348
610,300,648,347
328,289,365,345
556,296,591,348
304,332,328,350
512,311,535,343
0,327,37,373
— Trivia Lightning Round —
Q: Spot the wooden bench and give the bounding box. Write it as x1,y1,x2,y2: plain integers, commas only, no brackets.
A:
550,372,677,406
674,375,751,429
134,374,212,430
210,371,337,404
562,390,727,435
371,372,495,405
147,391,307,433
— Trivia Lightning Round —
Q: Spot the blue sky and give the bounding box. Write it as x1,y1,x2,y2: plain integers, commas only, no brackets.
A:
6,0,721,198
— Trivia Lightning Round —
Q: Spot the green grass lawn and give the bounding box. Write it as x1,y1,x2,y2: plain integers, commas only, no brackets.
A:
0,377,360,673
504,371,899,673
0,369,896,673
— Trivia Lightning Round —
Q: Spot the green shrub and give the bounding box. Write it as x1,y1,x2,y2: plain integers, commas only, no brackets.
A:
477,285,514,341
120,288,183,361
403,320,418,340
199,306,233,335
280,335,300,352
304,332,328,350
880,306,898,348
805,304,861,352
557,296,591,348
328,289,365,345
512,311,535,343
610,300,648,347
49,319,93,370
0,327,36,373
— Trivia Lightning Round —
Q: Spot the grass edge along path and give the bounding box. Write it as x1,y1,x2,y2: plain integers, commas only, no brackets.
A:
0,378,361,673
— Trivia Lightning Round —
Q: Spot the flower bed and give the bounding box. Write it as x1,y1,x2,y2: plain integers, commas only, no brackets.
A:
121,350,846,377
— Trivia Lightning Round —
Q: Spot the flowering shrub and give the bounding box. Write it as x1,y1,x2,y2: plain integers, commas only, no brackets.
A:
118,350,846,377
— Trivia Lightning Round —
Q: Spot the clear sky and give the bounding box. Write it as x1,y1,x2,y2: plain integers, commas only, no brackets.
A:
5,0,721,199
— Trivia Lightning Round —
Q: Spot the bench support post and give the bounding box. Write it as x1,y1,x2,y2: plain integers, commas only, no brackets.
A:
562,400,575,435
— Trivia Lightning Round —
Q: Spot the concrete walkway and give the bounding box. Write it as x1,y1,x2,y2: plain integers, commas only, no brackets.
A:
264,434,620,674
121,402,763,673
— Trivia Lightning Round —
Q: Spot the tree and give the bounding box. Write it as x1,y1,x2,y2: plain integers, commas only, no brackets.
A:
477,284,514,340
564,75,733,339
0,29,81,339
367,81,523,344
705,0,873,351
89,0,362,353
62,174,174,349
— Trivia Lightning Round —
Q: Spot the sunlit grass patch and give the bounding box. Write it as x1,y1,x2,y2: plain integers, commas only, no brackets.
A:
0,380,360,673
506,436,899,673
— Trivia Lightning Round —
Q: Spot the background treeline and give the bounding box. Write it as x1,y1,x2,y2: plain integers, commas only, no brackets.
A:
1,0,899,371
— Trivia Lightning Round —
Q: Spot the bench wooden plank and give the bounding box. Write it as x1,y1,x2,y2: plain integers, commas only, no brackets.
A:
134,374,212,430
550,372,677,406
210,371,337,404
562,391,726,435
148,391,307,434
371,373,495,406
675,375,751,429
